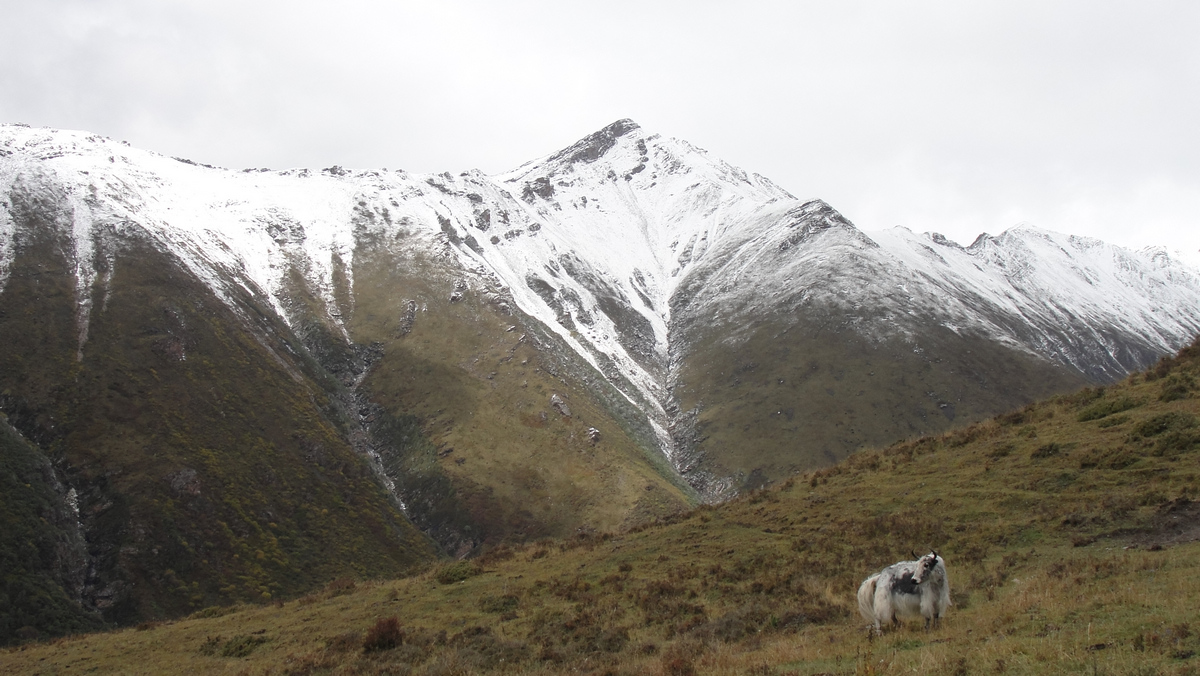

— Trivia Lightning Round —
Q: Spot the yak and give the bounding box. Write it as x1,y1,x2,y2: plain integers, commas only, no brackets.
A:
857,551,950,634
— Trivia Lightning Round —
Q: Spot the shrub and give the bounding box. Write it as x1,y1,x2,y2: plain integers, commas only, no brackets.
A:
661,657,696,676
996,410,1028,426
690,603,770,642
435,561,481,585
478,594,519,614
1031,442,1063,459
1078,396,1141,422
323,631,361,653
947,425,984,448
1144,357,1175,381
1079,448,1139,470
198,635,223,656
1097,414,1130,428
1155,430,1200,457
1159,374,1194,402
198,634,269,657
986,442,1015,459
660,640,704,676
1125,412,1200,456
1066,387,1105,407
323,577,356,598
549,577,593,602
362,616,404,653
477,544,515,565
447,625,529,669
219,634,269,658
1133,412,1197,438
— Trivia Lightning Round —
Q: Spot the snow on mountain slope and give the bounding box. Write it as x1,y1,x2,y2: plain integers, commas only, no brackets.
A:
3,120,1200,472
465,120,801,441
2,125,363,331
867,226,1200,377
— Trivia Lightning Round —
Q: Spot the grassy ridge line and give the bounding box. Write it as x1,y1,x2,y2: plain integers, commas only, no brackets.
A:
5,340,1200,674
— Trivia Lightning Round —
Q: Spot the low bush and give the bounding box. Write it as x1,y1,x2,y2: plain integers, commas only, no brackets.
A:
478,593,520,614
1078,396,1142,422
1132,412,1196,438
434,561,481,585
1031,442,1063,459
1159,374,1194,402
198,634,270,658
362,616,404,653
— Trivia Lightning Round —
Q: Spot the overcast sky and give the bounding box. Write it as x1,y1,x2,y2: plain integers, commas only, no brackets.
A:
3,0,1198,258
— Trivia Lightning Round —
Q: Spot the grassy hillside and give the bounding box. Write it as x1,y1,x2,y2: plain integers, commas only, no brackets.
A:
0,207,437,639
342,216,695,555
7,338,1198,674
673,308,1089,493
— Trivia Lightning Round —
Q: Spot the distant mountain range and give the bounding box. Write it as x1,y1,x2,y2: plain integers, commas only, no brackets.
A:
2,119,1198,634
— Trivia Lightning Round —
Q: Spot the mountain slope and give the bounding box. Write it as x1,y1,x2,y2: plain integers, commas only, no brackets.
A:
7,338,1200,674
419,120,1200,495
0,187,438,634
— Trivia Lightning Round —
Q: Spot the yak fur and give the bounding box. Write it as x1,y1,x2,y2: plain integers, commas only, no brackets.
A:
857,551,951,633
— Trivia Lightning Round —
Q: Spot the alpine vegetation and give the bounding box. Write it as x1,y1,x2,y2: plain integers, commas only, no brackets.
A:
4,339,1200,672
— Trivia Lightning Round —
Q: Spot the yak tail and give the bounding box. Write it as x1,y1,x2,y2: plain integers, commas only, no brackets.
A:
938,559,952,608
857,574,879,622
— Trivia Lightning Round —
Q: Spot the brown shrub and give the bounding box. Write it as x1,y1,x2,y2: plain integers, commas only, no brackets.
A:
435,561,482,584
362,616,404,653
661,656,696,676
477,543,515,565
324,631,361,653
324,577,356,598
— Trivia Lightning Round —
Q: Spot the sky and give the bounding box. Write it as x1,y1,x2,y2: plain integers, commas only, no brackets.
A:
3,0,1199,258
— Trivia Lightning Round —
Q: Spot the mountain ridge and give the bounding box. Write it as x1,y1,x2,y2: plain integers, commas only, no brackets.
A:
4,119,1200,486
2,119,1200,637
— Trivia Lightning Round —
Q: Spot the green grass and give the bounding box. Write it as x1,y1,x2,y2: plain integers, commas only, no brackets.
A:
8,339,1199,674
673,309,1089,492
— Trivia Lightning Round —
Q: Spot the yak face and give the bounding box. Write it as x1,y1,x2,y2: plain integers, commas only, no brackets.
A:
893,571,920,595
913,552,939,584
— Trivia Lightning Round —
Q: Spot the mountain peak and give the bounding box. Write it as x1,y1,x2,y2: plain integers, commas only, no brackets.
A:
601,118,641,136
545,118,642,167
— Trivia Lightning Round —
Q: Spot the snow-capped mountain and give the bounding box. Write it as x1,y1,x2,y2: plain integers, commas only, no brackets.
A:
3,118,1199,536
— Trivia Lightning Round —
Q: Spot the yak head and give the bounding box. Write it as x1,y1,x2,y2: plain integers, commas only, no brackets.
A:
912,551,940,584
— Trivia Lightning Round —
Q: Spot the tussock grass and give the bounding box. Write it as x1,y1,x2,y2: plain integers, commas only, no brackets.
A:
7,340,1200,674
